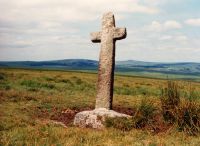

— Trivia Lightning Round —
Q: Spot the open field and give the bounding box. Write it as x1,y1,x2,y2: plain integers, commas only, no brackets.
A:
1,68,200,146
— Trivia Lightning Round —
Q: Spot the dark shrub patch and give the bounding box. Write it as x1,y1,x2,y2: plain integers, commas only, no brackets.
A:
176,102,200,135
75,78,83,85
160,81,180,122
133,100,157,128
160,80,200,135
59,79,73,84
104,117,134,131
0,81,11,90
137,87,148,95
21,80,41,88
104,101,157,131
41,83,55,89
0,73,5,80
24,95,37,101
43,76,55,82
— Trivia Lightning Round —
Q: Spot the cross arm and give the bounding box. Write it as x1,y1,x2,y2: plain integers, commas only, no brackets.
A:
113,28,126,40
90,31,101,43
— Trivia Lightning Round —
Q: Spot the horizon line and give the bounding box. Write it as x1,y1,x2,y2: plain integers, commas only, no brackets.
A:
0,58,200,63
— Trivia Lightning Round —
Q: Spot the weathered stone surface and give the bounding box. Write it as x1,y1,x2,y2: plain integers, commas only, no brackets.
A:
73,12,128,129
74,108,130,129
91,12,127,110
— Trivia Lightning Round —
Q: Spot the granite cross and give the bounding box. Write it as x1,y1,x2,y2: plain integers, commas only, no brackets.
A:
91,12,127,110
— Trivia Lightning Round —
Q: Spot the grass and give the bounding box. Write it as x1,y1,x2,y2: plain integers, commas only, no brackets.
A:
1,68,200,145
160,81,181,122
133,99,157,129
176,101,200,135
160,81,200,135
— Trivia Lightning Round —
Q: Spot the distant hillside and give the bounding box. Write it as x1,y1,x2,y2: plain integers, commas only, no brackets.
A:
0,59,98,70
116,60,200,75
0,59,200,80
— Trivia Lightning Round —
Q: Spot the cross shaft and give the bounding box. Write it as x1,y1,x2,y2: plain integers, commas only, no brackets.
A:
91,12,126,109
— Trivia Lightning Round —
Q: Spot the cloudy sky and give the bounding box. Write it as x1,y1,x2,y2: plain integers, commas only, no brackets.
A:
0,0,200,62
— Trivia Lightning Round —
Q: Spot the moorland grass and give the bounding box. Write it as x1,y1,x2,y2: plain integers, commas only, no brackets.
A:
0,68,200,145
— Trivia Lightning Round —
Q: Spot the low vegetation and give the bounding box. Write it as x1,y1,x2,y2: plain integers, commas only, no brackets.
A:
160,81,200,135
106,81,200,136
1,68,200,145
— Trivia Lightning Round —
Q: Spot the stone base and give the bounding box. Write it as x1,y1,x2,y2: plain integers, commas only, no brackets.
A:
74,108,131,129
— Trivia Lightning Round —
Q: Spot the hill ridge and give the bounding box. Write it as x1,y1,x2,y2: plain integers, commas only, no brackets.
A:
0,59,200,78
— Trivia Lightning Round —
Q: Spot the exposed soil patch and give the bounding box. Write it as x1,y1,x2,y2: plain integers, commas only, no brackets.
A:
144,114,172,134
36,107,53,119
50,107,93,126
37,105,171,134
50,109,77,126
49,106,135,126
113,105,136,116
0,91,6,102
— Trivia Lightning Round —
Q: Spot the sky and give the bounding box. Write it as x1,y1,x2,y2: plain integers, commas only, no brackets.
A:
0,0,200,62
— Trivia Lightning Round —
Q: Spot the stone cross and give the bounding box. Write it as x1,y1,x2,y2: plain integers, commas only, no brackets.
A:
91,12,127,110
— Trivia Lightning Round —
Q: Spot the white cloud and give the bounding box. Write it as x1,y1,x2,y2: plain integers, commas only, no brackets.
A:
159,35,172,40
147,20,182,32
149,21,162,31
0,0,161,61
159,35,187,44
185,18,200,27
141,0,168,6
0,0,158,23
164,20,182,29
175,35,187,41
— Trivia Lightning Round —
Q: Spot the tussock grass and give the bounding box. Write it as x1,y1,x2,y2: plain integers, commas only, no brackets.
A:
160,80,200,135
0,72,6,80
177,101,200,135
133,99,157,129
105,99,157,131
160,81,181,122
104,117,134,131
